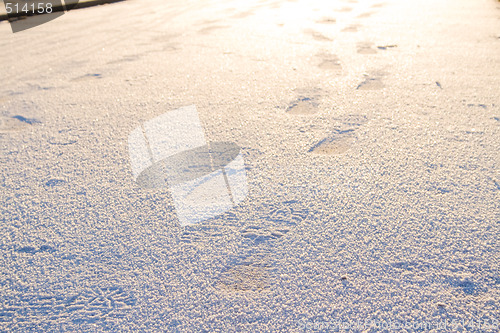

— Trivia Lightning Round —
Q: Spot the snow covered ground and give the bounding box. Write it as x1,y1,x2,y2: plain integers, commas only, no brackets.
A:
0,0,499,331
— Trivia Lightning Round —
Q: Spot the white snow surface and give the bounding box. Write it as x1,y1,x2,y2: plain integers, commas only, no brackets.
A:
0,0,499,331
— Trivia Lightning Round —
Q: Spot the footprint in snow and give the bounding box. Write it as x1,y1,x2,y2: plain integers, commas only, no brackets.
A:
357,11,374,18
0,115,40,133
356,76,384,90
316,17,336,25
317,53,342,71
286,97,320,115
342,24,360,32
304,29,333,42
309,130,355,155
309,115,369,155
216,258,270,293
215,200,310,293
